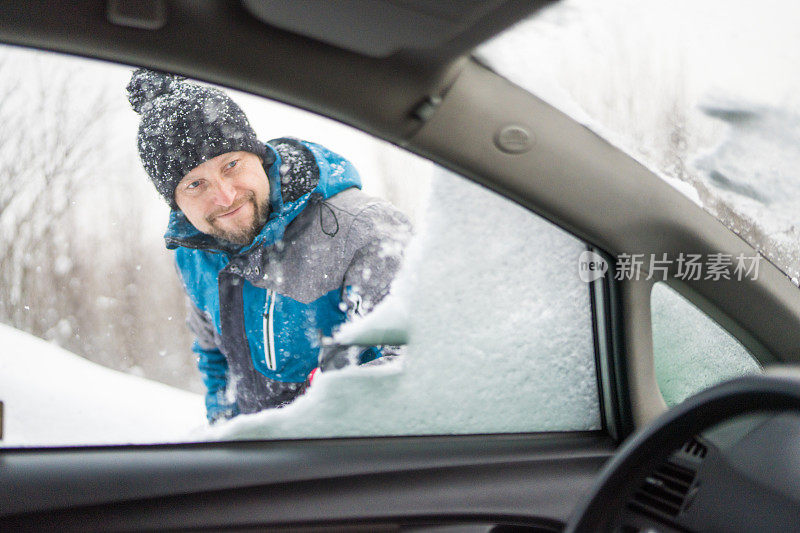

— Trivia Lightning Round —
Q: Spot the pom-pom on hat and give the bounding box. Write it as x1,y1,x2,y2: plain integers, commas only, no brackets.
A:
127,68,269,209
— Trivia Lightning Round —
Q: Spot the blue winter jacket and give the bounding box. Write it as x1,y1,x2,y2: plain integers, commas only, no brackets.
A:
164,138,411,421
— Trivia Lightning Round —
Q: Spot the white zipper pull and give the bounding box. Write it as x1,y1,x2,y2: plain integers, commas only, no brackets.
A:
263,289,277,370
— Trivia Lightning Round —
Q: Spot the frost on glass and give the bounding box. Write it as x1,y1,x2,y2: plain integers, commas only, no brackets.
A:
477,0,800,286
205,169,600,441
651,283,761,407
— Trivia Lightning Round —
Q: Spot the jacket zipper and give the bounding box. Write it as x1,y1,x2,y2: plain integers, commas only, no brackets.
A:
263,289,277,370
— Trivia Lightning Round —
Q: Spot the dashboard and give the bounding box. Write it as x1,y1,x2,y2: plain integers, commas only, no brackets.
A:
622,412,800,532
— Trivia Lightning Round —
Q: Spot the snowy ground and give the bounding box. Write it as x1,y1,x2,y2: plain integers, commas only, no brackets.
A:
0,323,204,447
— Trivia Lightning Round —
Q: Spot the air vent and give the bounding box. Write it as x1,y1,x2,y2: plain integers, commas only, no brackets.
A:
681,437,707,458
629,460,696,519
627,438,709,527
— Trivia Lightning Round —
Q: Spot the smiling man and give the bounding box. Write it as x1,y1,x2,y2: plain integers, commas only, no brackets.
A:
127,69,411,423
176,152,271,246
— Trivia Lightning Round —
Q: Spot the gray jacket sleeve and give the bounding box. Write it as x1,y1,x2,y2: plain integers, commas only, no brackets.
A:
318,200,411,371
340,201,413,318
186,298,220,352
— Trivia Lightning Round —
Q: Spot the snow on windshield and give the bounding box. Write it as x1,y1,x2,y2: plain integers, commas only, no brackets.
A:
477,0,800,283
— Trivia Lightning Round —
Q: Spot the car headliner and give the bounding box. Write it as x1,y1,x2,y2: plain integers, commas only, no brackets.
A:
0,0,798,428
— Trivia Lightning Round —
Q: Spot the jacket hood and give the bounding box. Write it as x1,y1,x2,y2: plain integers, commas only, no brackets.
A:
164,138,362,254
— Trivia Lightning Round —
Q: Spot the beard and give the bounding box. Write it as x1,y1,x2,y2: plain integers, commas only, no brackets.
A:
207,192,270,246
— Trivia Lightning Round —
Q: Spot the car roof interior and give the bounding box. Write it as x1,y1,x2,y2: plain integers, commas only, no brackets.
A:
1,1,799,530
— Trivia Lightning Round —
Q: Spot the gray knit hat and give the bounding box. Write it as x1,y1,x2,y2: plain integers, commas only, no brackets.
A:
127,69,270,208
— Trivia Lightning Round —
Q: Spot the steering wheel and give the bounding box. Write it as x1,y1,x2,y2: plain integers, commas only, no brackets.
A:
564,372,800,532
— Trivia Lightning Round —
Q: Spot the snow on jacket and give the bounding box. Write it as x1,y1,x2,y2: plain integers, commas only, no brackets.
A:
164,138,412,422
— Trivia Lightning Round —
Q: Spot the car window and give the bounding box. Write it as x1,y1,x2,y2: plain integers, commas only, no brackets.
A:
651,282,762,407
477,0,800,289
0,45,601,447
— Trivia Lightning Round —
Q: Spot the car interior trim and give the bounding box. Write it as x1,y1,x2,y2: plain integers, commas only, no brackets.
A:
589,246,633,442
0,432,615,530
406,59,800,411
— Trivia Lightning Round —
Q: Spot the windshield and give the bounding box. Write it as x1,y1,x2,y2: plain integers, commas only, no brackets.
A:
477,0,800,284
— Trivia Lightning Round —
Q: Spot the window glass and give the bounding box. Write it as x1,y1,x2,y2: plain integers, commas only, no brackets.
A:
477,0,800,288
651,282,761,407
0,45,600,447
205,169,601,441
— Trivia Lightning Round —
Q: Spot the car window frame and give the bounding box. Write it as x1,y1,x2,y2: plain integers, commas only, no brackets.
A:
0,50,627,449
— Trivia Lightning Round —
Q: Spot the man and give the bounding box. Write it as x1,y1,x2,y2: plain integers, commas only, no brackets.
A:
127,69,411,423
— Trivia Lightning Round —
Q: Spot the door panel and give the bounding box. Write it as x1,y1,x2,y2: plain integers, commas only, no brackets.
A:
0,433,613,531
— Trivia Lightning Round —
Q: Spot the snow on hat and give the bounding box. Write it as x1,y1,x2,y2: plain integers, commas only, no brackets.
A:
127,68,270,209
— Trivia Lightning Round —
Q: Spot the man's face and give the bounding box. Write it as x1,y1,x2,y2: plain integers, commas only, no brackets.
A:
175,151,270,245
